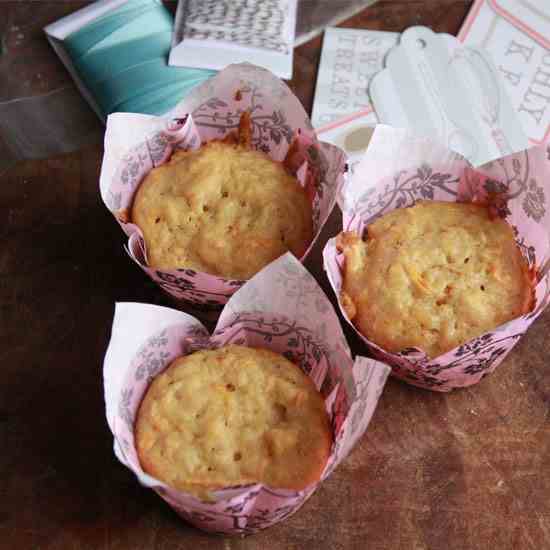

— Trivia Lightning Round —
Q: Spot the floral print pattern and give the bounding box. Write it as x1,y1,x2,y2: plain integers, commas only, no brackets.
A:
325,128,550,392
102,65,346,309
105,255,390,533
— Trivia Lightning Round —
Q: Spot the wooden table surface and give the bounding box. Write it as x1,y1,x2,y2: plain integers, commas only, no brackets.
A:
2,2,550,549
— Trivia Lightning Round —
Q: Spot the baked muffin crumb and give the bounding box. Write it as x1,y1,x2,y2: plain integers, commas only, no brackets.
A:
132,140,313,279
135,345,331,497
339,201,534,358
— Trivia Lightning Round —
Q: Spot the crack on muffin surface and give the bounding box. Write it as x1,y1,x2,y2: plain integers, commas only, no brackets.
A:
339,201,534,358
132,141,313,279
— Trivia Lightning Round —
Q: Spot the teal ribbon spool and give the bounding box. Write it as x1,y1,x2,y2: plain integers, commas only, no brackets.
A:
64,0,215,118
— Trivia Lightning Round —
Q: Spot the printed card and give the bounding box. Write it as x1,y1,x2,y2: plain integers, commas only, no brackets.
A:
311,27,398,128
459,0,550,145
311,27,398,165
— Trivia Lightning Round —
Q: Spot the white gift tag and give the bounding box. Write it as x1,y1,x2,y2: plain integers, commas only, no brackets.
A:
459,0,550,146
370,26,528,166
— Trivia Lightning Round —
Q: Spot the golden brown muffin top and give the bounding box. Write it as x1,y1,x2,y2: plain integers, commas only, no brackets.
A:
339,201,534,358
131,140,313,279
135,345,331,497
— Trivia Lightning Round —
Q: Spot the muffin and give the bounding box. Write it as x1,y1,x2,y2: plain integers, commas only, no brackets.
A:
135,345,332,497
338,201,534,358
131,115,313,279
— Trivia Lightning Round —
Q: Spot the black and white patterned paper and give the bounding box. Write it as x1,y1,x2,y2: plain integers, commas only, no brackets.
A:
170,0,297,79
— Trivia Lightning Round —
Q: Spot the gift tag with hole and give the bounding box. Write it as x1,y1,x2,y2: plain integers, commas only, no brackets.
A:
370,26,528,166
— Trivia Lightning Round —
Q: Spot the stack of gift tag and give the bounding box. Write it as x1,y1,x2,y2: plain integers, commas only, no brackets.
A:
311,1,545,170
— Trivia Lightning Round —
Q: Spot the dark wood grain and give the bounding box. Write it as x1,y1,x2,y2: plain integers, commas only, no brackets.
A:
3,2,550,550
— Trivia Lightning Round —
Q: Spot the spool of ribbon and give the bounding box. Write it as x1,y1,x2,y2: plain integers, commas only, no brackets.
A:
64,0,215,118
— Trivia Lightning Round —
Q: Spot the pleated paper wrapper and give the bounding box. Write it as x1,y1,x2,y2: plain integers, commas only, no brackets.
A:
324,125,550,392
99,63,346,311
103,254,390,534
